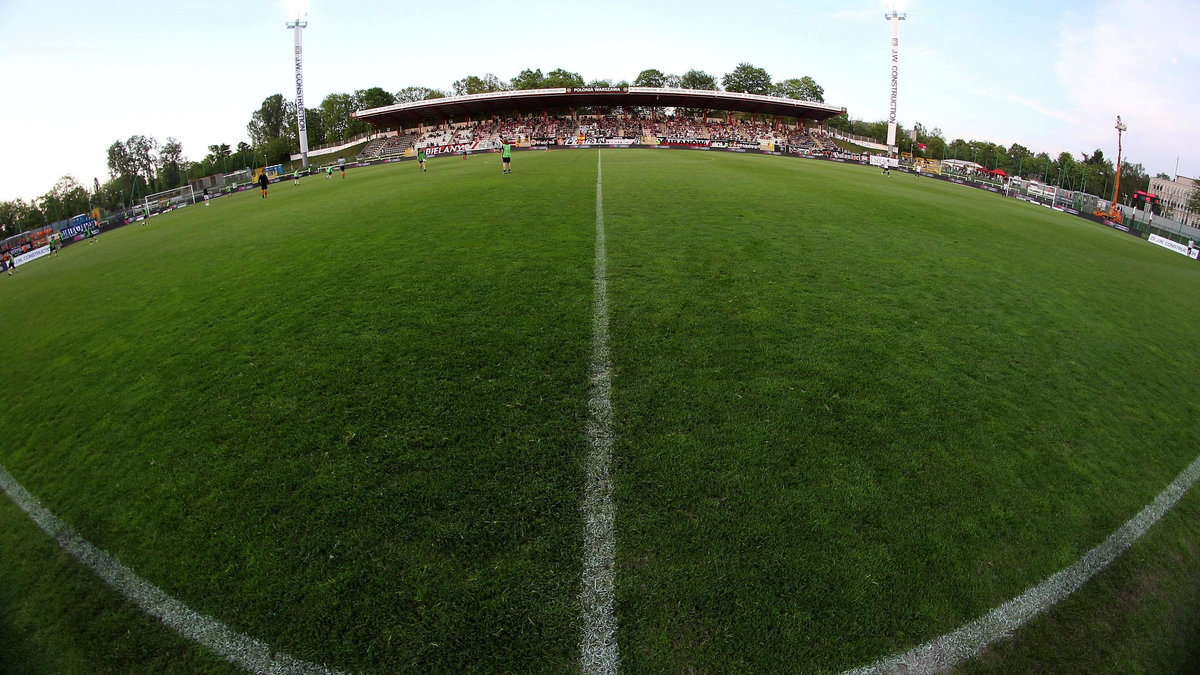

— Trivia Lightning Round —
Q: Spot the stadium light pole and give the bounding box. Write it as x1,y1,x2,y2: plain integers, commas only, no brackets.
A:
884,8,906,156
287,10,311,169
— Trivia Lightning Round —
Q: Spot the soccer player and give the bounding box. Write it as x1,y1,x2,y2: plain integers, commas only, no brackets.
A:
203,187,211,206
258,171,269,198
326,166,333,179
499,138,514,174
338,156,346,179
293,169,300,185
418,147,428,172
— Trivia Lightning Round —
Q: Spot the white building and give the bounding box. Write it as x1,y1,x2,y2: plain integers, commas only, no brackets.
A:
1148,174,1197,227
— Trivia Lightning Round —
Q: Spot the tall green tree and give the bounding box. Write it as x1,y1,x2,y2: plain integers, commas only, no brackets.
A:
1007,143,1032,167
318,93,357,145
247,94,289,146
1031,152,1052,182
355,87,395,110
206,144,232,164
633,69,667,88
509,69,544,90
260,138,294,166
1054,151,1077,187
38,176,90,223
127,135,158,184
107,141,136,180
302,106,327,146
773,76,824,102
679,69,718,90
722,63,772,95
394,86,447,102
227,143,255,172
0,199,39,235
158,138,185,189
452,74,506,96
925,130,947,160
99,173,147,207
95,177,131,211
106,135,157,201
1082,148,1106,166
542,68,585,88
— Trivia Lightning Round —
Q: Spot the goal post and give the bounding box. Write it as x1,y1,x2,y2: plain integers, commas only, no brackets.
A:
143,185,196,216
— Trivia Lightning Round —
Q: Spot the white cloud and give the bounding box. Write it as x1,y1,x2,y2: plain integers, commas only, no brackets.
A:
965,86,1078,124
1052,0,1200,173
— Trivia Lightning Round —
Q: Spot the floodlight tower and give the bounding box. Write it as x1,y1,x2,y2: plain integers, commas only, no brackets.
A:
884,8,906,155
287,12,311,168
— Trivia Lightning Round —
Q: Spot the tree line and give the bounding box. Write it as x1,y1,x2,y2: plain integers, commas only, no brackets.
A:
1,61,1186,236
831,117,1157,204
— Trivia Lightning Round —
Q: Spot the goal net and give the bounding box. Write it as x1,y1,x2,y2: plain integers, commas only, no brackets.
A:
144,185,196,216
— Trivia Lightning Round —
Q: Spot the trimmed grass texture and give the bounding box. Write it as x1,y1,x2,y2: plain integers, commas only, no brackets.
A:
1,149,1198,673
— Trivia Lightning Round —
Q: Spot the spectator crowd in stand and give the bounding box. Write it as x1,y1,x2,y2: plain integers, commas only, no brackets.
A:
357,114,839,159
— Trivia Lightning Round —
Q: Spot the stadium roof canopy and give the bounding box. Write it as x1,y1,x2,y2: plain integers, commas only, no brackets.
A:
352,87,846,129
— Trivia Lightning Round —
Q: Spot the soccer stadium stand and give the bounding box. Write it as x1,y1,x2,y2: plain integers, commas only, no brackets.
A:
376,133,419,158
355,116,838,155
356,137,389,159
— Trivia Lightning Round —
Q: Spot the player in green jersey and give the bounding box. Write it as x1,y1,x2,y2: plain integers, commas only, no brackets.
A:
499,139,514,174
418,148,427,172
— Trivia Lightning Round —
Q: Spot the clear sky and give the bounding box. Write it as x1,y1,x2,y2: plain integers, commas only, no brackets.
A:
0,0,1196,202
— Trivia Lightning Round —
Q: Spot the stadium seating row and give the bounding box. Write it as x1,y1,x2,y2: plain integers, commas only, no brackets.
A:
357,116,836,158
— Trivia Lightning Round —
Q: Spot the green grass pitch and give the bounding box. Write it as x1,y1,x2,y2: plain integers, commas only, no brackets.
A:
2,149,1200,673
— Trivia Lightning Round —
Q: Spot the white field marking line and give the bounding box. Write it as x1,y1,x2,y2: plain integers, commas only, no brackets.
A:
844,452,1200,675
0,466,343,675
580,149,620,674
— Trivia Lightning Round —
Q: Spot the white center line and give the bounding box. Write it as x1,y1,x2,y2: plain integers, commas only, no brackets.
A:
580,149,620,674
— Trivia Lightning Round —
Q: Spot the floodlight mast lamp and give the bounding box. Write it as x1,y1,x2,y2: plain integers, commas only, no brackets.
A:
885,10,906,155
288,17,310,168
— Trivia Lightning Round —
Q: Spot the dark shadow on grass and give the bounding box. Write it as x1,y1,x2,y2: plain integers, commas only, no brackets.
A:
0,597,53,674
